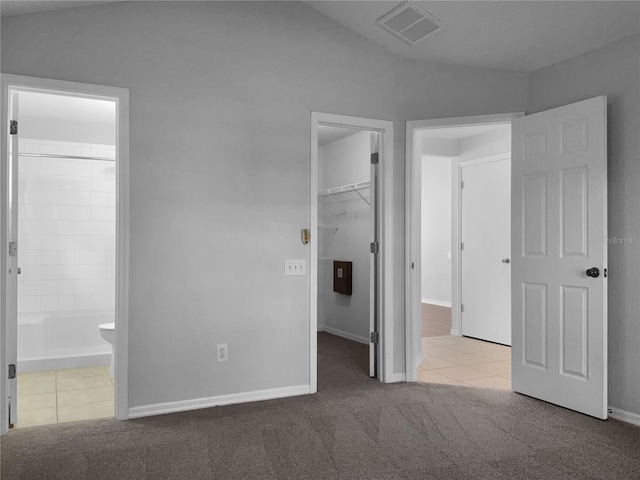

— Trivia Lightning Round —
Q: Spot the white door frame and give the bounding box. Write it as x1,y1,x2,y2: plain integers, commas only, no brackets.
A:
0,74,130,434
458,152,511,341
405,113,522,382
310,112,394,391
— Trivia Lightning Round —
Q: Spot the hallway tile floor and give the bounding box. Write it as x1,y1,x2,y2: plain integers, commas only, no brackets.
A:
418,335,511,390
14,366,114,429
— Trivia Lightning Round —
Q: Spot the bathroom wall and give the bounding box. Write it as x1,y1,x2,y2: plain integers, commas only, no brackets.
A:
318,131,371,343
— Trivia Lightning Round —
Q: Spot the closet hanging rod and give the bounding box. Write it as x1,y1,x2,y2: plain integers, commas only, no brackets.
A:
318,181,370,197
18,152,116,162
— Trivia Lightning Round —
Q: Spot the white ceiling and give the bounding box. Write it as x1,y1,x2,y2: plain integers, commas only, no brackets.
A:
318,125,365,146
19,91,116,124
2,1,639,72
421,123,509,141
306,1,640,72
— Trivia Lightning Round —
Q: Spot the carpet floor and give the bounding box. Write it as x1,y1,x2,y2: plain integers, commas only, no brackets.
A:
2,332,640,479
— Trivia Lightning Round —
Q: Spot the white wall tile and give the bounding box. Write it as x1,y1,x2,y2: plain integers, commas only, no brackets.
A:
58,280,75,295
40,280,58,296
74,250,91,265
18,140,116,317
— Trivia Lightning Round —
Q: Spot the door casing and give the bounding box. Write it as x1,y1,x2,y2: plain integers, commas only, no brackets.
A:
0,74,130,434
310,112,394,389
405,113,523,381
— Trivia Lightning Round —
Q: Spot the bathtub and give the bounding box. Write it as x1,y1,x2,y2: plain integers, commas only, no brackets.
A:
18,311,113,373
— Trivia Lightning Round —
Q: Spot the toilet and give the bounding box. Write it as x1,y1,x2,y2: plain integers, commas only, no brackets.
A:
99,322,115,377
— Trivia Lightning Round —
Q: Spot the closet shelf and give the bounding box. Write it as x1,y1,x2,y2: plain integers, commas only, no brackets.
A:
318,225,339,230
319,181,370,197
319,181,370,208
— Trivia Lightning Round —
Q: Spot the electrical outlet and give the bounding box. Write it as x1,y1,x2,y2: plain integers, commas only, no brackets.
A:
217,344,228,362
285,259,306,276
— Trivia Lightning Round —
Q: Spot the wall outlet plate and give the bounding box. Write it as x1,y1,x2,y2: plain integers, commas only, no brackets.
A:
285,259,306,276
216,344,228,362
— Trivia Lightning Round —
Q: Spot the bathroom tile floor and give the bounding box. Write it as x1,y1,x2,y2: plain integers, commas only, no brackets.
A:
418,335,511,390
14,366,114,429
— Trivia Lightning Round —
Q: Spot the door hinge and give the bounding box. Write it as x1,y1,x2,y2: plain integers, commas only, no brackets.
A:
370,153,379,165
9,120,17,135
604,268,607,278
8,241,17,257
460,242,464,251
370,242,379,254
370,332,379,344
461,304,465,313
8,364,16,380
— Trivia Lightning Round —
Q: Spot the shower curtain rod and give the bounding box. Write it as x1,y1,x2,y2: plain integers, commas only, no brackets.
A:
18,152,116,162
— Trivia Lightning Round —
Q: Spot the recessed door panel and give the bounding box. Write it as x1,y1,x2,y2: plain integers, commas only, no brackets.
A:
561,167,588,258
560,286,588,380
523,173,547,257
522,282,547,369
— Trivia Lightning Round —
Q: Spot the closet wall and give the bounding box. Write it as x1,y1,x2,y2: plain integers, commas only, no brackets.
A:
318,131,371,343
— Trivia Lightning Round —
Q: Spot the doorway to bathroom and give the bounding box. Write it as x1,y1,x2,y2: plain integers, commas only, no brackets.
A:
1,74,130,434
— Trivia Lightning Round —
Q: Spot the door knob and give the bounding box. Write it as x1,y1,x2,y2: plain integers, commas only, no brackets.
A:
586,267,600,278
501,258,510,264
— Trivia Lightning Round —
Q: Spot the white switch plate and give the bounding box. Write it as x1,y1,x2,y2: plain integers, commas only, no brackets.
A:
285,259,306,276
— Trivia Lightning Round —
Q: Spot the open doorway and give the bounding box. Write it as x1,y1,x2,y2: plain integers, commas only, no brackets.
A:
1,74,130,434
316,125,377,386
411,119,516,389
309,112,394,391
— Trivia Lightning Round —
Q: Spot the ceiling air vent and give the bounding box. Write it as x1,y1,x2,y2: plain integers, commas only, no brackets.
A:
377,2,446,45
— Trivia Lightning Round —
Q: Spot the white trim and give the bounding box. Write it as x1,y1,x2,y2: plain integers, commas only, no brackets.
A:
385,373,406,383
0,74,130,434
310,112,394,387
450,329,460,336
421,298,452,308
320,326,369,345
128,385,311,419
608,407,640,427
18,353,110,373
405,113,523,383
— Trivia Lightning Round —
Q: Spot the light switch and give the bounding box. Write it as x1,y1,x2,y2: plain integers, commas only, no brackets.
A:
285,259,306,276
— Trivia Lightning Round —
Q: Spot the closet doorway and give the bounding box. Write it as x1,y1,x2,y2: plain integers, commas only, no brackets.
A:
317,124,378,380
309,113,394,391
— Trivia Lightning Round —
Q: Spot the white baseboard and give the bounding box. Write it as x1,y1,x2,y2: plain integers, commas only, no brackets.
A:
450,329,460,336
320,326,369,345
128,384,310,420
609,406,640,427
421,298,452,308
386,373,406,383
18,353,110,373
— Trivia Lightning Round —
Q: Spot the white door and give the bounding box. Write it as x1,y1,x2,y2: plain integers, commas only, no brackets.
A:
460,158,511,346
511,96,607,419
6,91,19,427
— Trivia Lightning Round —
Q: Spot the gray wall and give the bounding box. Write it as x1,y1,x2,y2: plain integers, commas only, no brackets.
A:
1,2,528,408
527,35,640,415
